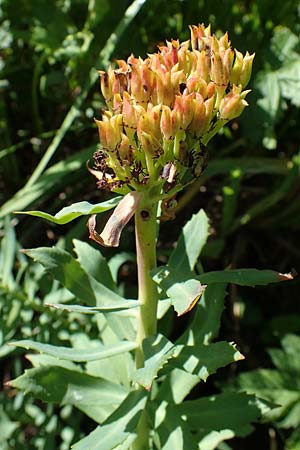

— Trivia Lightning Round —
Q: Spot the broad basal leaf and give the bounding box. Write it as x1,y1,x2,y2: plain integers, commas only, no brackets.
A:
16,196,121,224
10,339,136,362
72,390,148,450
132,334,175,389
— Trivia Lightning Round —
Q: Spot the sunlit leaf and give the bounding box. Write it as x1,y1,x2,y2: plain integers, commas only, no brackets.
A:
10,339,136,362
72,390,148,450
172,341,244,381
153,266,294,293
46,301,139,314
10,366,128,423
16,197,121,224
166,279,206,316
73,239,116,291
132,334,175,389
168,209,210,274
23,247,97,305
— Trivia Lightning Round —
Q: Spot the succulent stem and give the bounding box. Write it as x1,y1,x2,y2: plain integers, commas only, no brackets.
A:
134,192,159,368
131,190,159,450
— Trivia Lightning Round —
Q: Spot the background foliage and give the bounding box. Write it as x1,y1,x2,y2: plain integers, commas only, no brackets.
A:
1,0,300,449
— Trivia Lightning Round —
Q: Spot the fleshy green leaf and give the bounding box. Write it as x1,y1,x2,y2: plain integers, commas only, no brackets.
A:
198,267,292,286
176,392,271,437
73,239,116,291
16,196,121,224
172,341,244,381
157,369,199,404
234,334,300,428
196,430,235,450
177,283,227,345
0,406,19,443
46,301,139,314
234,369,300,426
132,334,175,389
23,246,97,305
153,266,293,292
10,366,128,423
166,279,206,316
168,209,210,275
10,339,136,362
72,390,148,450
23,247,138,331
154,401,199,450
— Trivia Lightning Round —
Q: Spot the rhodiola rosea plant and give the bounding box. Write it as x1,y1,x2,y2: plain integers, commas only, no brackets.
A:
10,24,294,449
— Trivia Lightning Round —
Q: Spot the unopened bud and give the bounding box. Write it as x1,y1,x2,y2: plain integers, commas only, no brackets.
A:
240,52,255,88
118,133,132,163
174,93,194,129
189,94,206,136
161,106,180,140
230,50,244,86
219,86,249,120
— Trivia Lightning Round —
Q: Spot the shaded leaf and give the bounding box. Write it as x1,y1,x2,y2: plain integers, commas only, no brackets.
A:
286,429,300,450
176,392,271,437
234,334,300,428
153,401,199,450
198,269,294,285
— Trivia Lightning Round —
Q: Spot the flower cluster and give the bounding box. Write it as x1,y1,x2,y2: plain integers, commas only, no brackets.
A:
92,24,254,194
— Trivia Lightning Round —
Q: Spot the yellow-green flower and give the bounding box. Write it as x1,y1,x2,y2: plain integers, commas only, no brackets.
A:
92,24,254,195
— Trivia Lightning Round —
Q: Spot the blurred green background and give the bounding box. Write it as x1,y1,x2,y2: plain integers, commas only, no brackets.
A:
1,1,300,449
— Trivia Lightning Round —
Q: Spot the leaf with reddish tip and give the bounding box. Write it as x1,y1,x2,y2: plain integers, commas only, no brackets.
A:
166,279,207,316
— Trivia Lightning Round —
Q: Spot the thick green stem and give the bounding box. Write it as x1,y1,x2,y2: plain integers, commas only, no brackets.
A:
135,193,159,368
131,192,159,450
